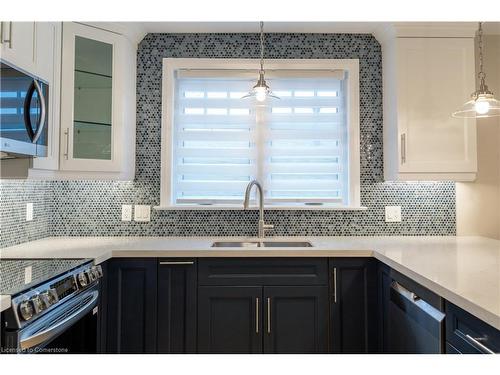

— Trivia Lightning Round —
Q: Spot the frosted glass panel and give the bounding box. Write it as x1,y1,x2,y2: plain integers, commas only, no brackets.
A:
73,36,113,160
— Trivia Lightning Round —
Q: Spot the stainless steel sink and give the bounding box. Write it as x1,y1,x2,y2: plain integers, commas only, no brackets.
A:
211,241,313,248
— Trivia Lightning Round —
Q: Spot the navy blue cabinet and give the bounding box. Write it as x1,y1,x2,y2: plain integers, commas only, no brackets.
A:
106,259,157,353
157,259,197,353
197,258,329,354
329,258,378,353
445,301,500,354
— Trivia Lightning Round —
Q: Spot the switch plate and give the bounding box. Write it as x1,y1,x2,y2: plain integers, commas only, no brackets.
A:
24,266,32,284
26,203,33,221
385,206,402,222
134,205,151,222
121,205,132,221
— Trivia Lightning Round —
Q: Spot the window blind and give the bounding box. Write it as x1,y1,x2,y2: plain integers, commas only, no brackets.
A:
172,72,347,205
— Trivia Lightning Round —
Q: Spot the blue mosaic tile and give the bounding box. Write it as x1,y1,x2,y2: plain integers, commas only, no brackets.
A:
0,33,456,247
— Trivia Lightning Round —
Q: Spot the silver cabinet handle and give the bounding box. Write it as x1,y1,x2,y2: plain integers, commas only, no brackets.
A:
0,22,4,45
464,334,495,354
255,297,259,334
159,261,194,265
2,21,12,48
333,267,337,303
267,297,271,334
401,133,406,164
63,129,69,160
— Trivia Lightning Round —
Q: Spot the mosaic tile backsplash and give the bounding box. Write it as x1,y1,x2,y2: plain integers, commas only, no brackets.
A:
0,33,456,248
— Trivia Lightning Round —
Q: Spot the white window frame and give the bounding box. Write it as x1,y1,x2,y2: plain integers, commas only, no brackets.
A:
159,58,361,210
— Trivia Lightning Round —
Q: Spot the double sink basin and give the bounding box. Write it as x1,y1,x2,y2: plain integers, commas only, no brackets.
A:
211,240,313,248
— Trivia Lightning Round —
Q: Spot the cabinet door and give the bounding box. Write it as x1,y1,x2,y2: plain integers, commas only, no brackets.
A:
0,22,35,73
106,259,157,353
330,258,377,353
198,286,262,353
396,37,476,177
60,22,123,172
157,259,197,353
263,286,328,353
31,22,62,171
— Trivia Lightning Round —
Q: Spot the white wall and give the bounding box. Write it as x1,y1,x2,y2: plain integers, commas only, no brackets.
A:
456,35,500,239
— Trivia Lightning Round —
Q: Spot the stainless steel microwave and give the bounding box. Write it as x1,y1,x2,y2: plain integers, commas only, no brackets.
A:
0,61,49,158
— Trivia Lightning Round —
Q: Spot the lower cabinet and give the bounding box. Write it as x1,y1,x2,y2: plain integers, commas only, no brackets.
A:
197,286,262,353
197,285,328,353
106,259,157,353
263,286,328,353
157,259,197,353
329,258,378,353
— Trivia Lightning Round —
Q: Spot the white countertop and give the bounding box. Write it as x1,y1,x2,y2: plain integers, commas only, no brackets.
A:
1,236,499,330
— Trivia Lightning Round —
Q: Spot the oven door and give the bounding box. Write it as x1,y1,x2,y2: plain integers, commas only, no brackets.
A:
0,61,49,157
14,286,99,353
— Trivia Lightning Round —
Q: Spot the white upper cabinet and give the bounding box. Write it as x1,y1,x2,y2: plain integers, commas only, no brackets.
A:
0,22,36,73
59,22,132,175
32,22,62,171
381,24,478,181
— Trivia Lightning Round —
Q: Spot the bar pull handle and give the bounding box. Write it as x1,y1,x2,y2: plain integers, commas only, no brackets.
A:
0,22,4,45
255,297,259,334
333,267,337,303
159,261,194,265
401,133,406,164
2,22,12,48
464,334,495,354
267,297,271,334
63,129,69,160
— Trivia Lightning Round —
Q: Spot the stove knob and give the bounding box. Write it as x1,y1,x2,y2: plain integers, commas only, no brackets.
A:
30,295,45,313
86,270,95,282
95,265,103,278
19,300,35,321
77,271,88,287
91,266,100,279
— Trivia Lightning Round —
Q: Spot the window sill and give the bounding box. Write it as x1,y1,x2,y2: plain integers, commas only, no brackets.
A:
154,204,368,211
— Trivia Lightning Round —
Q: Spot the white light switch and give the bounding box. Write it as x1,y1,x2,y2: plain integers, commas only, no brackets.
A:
24,266,32,284
134,205,151,222
385,206,402,222
26,203,33,221
122,205,132,221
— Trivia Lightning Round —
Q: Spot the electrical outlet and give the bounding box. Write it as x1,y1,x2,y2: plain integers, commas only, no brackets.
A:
122,205,132,221
24,266,32,284
26,203,33,221
385,206,402,222
134,205,151,222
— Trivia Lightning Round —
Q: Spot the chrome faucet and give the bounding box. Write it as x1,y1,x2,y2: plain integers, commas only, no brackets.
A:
243,180,274,238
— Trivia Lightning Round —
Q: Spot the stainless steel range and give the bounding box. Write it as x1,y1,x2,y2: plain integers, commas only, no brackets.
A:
1,261,103,353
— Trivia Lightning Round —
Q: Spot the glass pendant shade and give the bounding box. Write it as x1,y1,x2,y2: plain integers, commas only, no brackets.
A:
242,71,279,102
453,93,500,118
453,22,500,119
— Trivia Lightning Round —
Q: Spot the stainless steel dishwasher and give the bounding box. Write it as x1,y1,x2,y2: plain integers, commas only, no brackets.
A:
388,281,446,353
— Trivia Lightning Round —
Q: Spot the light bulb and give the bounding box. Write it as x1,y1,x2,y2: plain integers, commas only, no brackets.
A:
254,86,267,102
474,99,490,115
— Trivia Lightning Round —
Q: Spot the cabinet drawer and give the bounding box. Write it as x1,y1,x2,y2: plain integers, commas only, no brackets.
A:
198,258,328,286
445,302,500,354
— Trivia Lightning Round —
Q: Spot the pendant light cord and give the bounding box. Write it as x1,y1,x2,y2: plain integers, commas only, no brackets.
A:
259,21,265,74
478,22,485,83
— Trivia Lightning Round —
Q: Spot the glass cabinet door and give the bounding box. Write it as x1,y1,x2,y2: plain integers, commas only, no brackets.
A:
60,22,122,172
73,36,113,160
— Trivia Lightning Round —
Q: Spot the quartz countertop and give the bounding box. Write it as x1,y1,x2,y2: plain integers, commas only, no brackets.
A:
1,236,499,330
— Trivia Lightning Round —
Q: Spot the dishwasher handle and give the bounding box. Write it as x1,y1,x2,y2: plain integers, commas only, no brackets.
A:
390,281,445,327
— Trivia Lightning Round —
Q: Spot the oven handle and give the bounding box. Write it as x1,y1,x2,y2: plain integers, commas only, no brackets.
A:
23,79,47,144
19,290,98,350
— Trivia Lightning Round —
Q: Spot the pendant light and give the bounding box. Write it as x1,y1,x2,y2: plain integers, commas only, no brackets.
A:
453,22,500,118
242,21,279,102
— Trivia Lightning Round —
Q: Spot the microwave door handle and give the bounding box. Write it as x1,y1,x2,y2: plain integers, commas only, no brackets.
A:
23,80,36,142
31,80,46,144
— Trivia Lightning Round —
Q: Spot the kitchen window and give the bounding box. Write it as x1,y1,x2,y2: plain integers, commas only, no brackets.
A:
159,59,360,209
